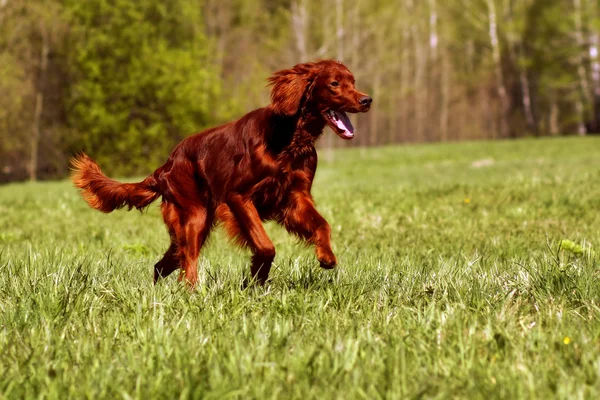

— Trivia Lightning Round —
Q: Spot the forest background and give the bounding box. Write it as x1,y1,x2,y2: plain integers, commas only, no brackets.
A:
1,0,598,182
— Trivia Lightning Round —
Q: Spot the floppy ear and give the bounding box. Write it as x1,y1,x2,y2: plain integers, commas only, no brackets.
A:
268,63,318,116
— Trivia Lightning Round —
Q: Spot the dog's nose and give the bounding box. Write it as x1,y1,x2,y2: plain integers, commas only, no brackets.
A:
359,96,373,106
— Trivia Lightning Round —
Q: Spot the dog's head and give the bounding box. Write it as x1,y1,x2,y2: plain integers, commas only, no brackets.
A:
268,60,372,140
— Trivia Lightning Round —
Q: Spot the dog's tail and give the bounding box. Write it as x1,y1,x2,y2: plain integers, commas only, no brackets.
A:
70,153,160,213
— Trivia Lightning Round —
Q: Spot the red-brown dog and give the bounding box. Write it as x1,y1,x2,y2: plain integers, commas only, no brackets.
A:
71,60,372,286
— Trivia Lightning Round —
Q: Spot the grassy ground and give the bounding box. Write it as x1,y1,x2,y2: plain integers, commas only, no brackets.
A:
1,136,600,399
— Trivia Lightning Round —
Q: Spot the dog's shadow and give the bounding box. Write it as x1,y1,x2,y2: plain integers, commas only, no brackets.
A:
271,261,340,291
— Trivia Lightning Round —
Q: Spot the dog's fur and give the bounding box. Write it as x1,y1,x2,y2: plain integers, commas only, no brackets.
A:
71,60,372,286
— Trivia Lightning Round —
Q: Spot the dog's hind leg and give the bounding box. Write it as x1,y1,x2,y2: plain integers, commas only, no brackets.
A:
154,201,180,283
154,242,179,283
156,200,213,287
176,205,213,287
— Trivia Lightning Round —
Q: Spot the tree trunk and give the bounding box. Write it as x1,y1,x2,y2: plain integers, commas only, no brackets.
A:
204,0,230,73
291,0,308,60
519,62,536,134
370,70,381,146
30,22,49,182
389,90,398,144
505,0,537,135
324,0,345,158
335,0,344,62
399,21,411,142
589,32,600,132
350,0,360,68
370,14,386,146
466,39,475,77
487,0,510,138
440,49,450,141
573,0,590,135
429,0,438,63
410,0,426,142
589,0,600,132
550,98,560,135
510,43,536,135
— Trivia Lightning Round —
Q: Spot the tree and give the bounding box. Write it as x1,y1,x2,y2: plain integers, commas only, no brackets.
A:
2,0,600,183
0,0,66,181
63,0,223,175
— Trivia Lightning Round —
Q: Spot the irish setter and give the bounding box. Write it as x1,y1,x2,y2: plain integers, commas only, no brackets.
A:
71,60,372,286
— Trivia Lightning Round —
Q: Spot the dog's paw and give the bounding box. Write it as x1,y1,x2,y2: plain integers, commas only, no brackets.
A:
318,251,337,270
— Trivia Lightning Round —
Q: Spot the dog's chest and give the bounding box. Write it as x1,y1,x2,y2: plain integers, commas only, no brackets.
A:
250,153,314,207
252,164,295,199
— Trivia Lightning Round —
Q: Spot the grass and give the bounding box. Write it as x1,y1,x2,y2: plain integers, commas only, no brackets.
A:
1,136,600,399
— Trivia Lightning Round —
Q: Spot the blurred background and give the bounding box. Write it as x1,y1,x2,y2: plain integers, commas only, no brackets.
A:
1,0,598,182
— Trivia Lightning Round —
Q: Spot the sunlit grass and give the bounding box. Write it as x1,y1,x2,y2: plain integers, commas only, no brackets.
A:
1,136,599,398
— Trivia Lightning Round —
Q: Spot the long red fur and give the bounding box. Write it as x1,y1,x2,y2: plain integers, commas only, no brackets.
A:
71,60,371,286
71,153,159,213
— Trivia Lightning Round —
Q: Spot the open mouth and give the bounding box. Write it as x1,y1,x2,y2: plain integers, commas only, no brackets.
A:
324,109,355,140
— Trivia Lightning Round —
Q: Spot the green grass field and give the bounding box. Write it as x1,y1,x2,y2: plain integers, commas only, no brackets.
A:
1,137,600,399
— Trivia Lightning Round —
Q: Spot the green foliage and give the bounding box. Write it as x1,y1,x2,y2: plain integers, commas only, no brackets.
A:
526,1,579,90
1,137,599,398
560,239,595,257
62,0,222,175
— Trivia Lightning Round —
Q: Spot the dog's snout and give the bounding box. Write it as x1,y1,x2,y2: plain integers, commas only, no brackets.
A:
359,96,373,107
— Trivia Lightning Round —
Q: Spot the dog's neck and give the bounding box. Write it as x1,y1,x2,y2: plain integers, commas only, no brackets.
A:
286,112,326,157
268,111,326,159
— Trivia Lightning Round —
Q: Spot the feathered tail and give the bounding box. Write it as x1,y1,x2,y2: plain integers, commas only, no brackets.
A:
70,153,160,213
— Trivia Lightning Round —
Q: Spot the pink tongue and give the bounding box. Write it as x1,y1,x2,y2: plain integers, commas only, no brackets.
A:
333,111,354,134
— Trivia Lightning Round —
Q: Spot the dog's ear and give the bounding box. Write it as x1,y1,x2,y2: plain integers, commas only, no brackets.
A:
268,63,319,116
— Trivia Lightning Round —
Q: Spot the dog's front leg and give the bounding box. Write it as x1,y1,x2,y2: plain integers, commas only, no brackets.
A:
280,193,337,269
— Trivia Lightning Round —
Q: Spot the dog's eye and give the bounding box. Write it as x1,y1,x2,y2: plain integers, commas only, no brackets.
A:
330,81,339,87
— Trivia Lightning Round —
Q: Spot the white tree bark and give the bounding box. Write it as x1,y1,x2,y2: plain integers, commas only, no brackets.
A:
574,0,590,135
428,0,438,62
590,33,600,100
589,0,600,131
324,0,346,156
487,0,509,137
0,0,7,23
589,0,600,103
291,0,308,60
350,0,360,68
335,0,344,61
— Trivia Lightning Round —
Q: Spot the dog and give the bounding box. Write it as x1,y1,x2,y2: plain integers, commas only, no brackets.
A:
71,60,372,286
